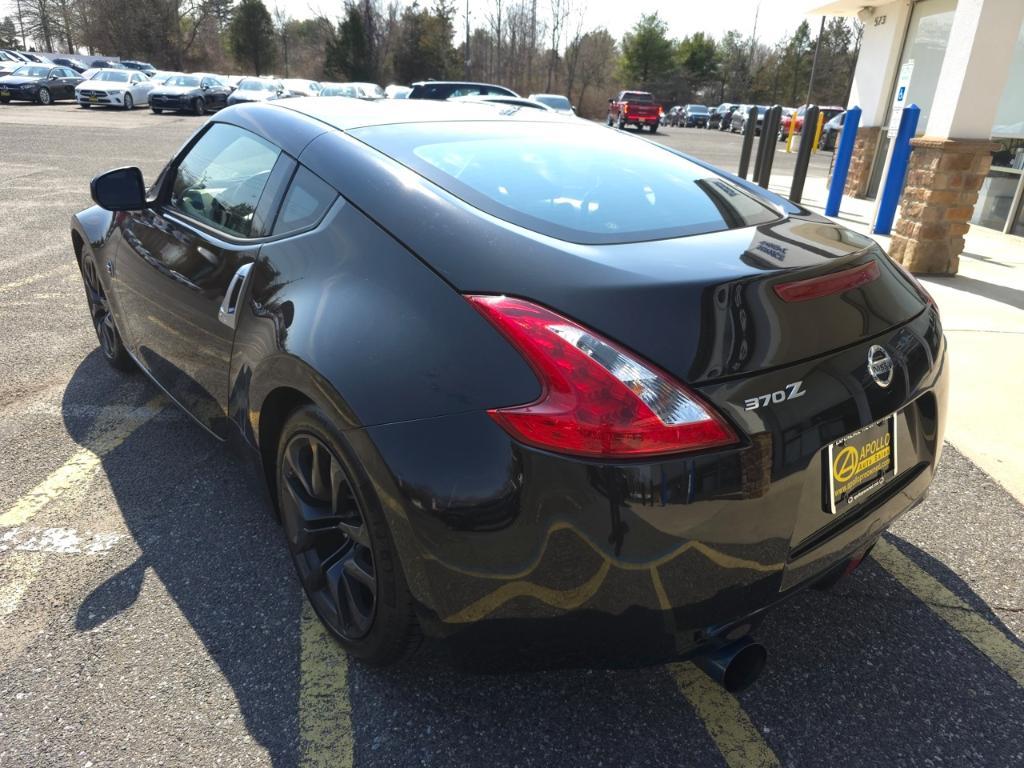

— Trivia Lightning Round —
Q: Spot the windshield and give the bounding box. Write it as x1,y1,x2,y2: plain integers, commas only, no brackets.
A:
240,79,275,91
165,75,200,87
11,66,50,78
534,95,571,110
92,71,130,82
688,105,709,114
353,121,779,245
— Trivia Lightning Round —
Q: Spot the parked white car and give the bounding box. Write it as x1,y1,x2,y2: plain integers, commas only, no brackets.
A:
76,69,155,109
529,93,575,115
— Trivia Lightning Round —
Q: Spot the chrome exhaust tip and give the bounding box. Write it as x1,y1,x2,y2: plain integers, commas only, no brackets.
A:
696,637,767,693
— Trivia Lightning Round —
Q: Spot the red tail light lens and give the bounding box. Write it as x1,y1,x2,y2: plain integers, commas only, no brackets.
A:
773,261,880,302
466,295,738,459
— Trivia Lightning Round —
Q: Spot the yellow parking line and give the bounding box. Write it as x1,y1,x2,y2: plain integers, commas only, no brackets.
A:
299,601,354,768
0,395,165,529
0,567,34,618
655,568,779,767
0,265,69,294
872,538,1024,687
669,663,780,768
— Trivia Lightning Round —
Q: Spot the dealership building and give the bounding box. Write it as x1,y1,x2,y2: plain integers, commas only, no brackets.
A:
809,0,1024,273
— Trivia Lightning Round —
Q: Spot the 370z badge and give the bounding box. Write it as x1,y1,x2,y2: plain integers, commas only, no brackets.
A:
743,381,806,411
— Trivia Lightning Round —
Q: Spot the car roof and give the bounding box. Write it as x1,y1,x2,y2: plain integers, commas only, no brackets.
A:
267,96,564,131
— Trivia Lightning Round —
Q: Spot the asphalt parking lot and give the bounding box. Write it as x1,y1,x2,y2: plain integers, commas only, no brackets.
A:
1,102,1022,768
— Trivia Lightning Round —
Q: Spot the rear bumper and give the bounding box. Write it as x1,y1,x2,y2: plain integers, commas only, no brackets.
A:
359,309,948,663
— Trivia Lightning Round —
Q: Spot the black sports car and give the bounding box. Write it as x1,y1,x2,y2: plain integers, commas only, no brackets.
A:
149,73,231,115
72,100,947,687
0,64,82,104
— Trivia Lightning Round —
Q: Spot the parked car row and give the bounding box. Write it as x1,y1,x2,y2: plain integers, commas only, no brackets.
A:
0,65,576,124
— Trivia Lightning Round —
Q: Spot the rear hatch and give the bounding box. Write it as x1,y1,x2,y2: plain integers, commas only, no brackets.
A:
345,119,928,385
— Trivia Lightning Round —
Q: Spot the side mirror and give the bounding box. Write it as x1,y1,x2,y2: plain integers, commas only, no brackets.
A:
201,83,210,90
608,98,613,104
90,167,146,211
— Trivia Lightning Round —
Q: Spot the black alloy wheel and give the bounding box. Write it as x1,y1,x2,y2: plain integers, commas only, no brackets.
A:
276,405,419,664
193,96,205,115
281,430,378,639
80,250,132,370
37,87,51,105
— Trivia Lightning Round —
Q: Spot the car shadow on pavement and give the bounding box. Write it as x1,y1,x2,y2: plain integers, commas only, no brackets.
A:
939,273,1024,312
64,352,1024,767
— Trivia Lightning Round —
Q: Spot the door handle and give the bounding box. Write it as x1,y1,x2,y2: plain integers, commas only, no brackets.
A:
218,262,253,330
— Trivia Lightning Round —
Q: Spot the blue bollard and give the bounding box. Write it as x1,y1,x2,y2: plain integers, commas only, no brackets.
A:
873,104,921,235
825,106,861,217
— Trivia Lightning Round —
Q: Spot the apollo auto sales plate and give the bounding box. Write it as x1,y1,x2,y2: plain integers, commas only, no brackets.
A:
827,415,897,515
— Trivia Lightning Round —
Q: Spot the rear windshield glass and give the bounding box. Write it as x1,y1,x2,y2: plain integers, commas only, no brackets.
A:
688,105,709,113
93,71,130,82
351,122,779,244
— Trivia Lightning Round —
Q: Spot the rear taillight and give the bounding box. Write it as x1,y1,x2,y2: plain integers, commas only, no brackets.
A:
466,296,738,459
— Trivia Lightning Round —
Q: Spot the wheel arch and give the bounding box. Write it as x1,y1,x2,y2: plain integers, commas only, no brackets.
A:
254,383,314,510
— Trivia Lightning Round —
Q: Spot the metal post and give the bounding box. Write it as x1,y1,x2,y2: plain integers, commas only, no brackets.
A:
789,105,819,203
805,16,826,107
825,106,861,217
811,112,825,153
752,111,767,183
737,107,757,179
759,106,782,189
873,104,920,235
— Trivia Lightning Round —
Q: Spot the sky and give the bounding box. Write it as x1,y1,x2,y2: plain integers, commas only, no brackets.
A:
272,0,822,47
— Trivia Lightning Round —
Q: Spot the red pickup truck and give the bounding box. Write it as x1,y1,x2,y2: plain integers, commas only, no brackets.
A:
607,91,661,133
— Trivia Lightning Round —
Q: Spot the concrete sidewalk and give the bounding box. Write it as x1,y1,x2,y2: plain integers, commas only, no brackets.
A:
769,174,1024,503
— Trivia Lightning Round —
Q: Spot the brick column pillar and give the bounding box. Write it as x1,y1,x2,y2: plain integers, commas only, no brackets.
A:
843,126,882,198
888,137,995,275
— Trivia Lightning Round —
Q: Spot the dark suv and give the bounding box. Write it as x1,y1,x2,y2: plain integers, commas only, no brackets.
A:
682,104,711,128
408,81,518,99
121,60,156,76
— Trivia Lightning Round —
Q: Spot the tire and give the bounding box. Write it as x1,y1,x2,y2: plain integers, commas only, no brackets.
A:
37,87,52,105
123,93,133,110
276,404,419,665
193,96,205,116
79,102,91,108
606,113,612,126
0,97,9,104
151,107,162,114
616,115,624,130
79,247,133,371
649,123,657,134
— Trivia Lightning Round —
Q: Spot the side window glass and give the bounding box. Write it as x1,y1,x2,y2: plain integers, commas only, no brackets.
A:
171,124,281,238
273,166,337,236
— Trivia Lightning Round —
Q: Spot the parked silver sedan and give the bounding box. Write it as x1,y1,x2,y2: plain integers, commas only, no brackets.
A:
76,69,155,110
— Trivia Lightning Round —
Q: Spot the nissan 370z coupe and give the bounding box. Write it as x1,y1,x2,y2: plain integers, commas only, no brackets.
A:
72,100,947,683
